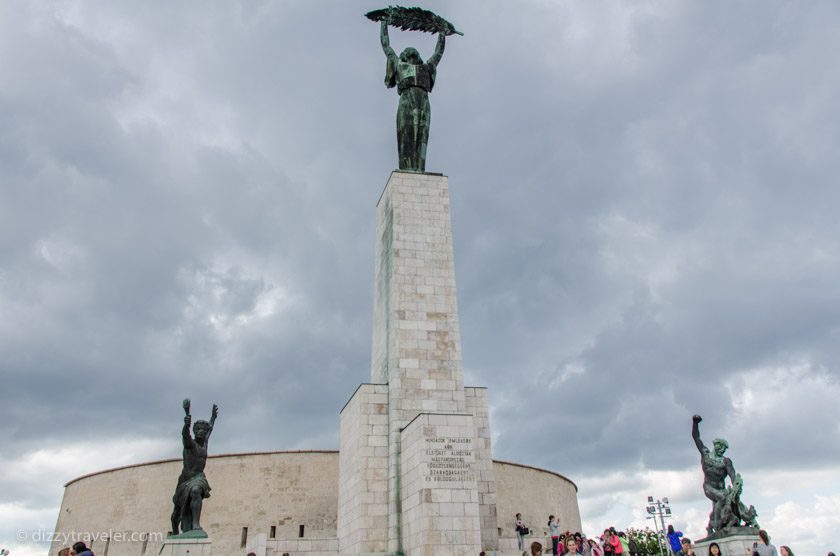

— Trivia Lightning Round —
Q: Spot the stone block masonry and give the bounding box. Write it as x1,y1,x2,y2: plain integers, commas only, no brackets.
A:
400,413,481,556
373,172,474,554
465,387,499,550
337,384,390,553
339,171,499,554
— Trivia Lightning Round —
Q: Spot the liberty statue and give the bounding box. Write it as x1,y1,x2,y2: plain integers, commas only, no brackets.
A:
367,7,462,172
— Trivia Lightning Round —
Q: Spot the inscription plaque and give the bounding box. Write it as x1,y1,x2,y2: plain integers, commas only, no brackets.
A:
424,436,474,483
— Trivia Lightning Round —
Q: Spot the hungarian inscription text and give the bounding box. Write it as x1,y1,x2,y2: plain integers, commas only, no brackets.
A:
424,436,474,483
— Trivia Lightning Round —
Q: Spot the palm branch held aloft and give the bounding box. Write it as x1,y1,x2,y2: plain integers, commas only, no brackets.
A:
170,399,218,536
367,7,461,172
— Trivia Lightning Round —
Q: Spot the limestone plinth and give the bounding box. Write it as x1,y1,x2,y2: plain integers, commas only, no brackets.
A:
693,533,762,556
158,537,211,556
400,413,481,555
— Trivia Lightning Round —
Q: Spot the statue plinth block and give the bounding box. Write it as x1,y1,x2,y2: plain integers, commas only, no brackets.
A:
692,532,761,556
158,536,212,556
400,413,482,555
167,529,208,540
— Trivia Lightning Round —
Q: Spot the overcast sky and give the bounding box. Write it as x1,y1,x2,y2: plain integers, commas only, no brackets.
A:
2,1,839,554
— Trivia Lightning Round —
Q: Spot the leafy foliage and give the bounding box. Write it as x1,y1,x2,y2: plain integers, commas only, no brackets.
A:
366,6,463,36
627,527,667,556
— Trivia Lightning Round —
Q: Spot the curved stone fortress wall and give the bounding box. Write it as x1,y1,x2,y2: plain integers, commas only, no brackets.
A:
50,451,579,556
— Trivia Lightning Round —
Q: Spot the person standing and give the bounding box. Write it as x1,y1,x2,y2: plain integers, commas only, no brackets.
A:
516,513,528,551
603,530,616,556
679,538,694,556
549,515,561,556
753,530,778,556
779,546,794,556
667,525,684,555
609,528,623,556
575,533,585,555
581,537,593,556
617,532,630,555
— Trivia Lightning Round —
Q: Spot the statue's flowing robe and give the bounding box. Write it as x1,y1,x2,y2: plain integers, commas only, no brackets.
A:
386,59,437,172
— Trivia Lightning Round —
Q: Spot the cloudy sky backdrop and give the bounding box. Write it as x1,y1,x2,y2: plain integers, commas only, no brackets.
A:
2,1,839,554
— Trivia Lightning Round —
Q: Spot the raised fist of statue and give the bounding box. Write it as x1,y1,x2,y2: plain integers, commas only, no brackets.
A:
183,398,191,415
211,404,219,420
184,414,191,426
693,414,703,423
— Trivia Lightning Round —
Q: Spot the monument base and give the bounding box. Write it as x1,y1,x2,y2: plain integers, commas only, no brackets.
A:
400,412,482,555
159,537,212,556
692,532,761,556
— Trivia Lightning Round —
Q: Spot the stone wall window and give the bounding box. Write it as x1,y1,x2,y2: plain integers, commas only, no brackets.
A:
240,526,248,548
298,524,305,538
270,525,276,539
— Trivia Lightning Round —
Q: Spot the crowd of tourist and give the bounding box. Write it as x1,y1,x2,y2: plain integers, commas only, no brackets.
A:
509,514,828,556
512,522,645,556
45,518,835,556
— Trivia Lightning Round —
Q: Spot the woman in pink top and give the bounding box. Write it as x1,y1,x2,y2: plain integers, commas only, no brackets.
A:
608,529,622,555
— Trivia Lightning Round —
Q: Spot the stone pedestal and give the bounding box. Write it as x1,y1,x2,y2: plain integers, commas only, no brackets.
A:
693,533,762,556
375,171,468,554
400,413,481,555
337,171,499,555
158,537,212,556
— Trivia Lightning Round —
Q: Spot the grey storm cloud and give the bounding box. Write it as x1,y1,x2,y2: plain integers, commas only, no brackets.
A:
2,0,840,553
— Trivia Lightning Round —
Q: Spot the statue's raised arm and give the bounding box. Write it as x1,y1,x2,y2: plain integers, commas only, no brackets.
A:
182,398,193,447
692,414,707,455
426,32,445,68
209,403,219,434
380,20,397,62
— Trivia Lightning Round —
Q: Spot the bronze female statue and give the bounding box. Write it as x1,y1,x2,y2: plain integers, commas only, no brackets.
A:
367,7,461,173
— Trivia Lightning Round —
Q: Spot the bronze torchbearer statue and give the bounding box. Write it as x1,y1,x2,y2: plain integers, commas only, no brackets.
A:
169,399,218,538
366,7,462,173
692,415,759,540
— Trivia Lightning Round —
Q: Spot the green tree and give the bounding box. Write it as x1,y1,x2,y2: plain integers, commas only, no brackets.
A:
626,527,666,556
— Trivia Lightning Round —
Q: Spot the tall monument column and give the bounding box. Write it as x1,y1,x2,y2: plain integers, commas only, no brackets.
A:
339,9,496,555
338,172,498,555
375,172,468,554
